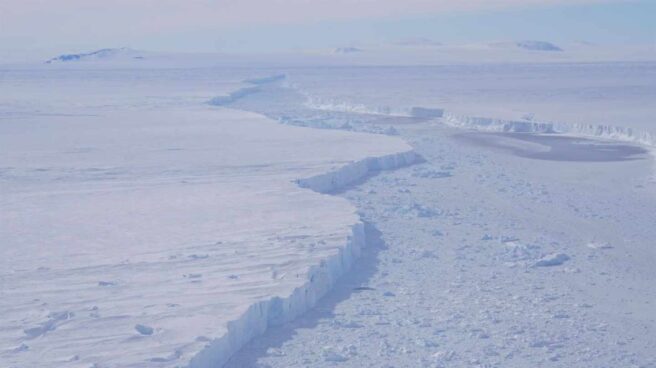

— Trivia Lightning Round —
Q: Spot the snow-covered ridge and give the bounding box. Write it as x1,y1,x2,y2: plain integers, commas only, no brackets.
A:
515,41,563,52
190,150,419,368
45,47,144,63
209,74,286,106
488,40,563,52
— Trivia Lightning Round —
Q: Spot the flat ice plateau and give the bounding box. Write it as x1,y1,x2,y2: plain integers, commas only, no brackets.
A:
0,68,415,367
2,58,656,368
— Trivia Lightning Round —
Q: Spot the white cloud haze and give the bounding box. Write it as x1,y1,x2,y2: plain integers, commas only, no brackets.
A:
0,0,633,53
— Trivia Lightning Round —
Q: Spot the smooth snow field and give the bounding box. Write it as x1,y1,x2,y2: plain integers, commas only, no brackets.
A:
2,62,656,368
0,67,415,367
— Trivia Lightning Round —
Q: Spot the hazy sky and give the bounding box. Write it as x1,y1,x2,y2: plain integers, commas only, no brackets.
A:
0,0,654,54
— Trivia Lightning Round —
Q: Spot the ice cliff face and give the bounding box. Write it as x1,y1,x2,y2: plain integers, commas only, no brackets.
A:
191,150,419,368
296,151,419,194
443,112,656,147
442,113,556,134
302,91,656,149
190,223,368,368
555,122,656,147
208,86,262,106
209,75,287,106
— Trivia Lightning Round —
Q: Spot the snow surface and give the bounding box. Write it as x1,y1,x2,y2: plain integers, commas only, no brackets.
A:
2,54,656,368
0,68,416,367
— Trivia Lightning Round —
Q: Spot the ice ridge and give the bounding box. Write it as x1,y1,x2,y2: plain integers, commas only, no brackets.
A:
209,74,287,106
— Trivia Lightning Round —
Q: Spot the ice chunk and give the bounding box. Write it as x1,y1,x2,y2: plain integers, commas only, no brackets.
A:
135,324,154,336
322,347,348,362
533,253,570,267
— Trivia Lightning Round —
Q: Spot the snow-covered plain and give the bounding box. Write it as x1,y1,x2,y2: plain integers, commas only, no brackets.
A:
2,56,656,368
0,67,416,367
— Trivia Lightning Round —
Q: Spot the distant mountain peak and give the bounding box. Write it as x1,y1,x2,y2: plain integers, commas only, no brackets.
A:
45,48,145,64
333,47,363,54
515,40,563,52
487,40,563,52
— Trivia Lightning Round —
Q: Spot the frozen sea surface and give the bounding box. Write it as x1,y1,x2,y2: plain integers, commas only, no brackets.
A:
455,132,649,162
229,121,656,368
222,69,656,368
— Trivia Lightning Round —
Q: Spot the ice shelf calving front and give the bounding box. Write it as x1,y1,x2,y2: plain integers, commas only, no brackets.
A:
0,101,416,367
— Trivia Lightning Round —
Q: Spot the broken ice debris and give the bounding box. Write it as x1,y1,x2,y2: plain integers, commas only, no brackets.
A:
135,324,154,335
533,253,570,267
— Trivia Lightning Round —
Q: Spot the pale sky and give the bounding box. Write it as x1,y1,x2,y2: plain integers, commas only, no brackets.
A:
0,0,654,55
